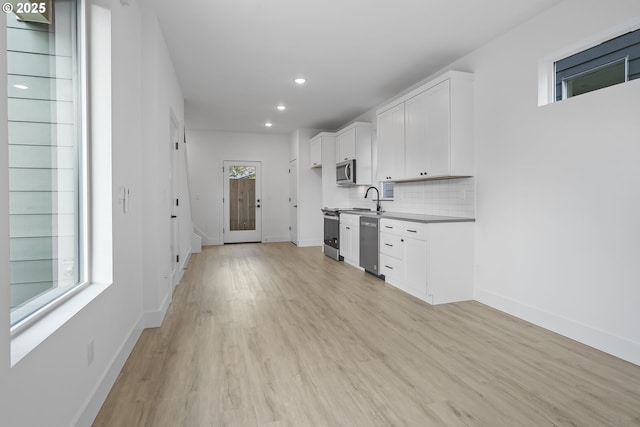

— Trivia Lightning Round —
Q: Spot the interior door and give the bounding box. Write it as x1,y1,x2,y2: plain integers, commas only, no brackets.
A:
289,160,298,244
223,161,262,243
169,117,180,287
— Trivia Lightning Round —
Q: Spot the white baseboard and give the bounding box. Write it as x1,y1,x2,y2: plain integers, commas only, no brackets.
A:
297,239,323,247
475,287,640,366
191,233,202,253
263,234,290,243
142,288,172,328
178,250,192,278
203,237,222,246
73,316,144,427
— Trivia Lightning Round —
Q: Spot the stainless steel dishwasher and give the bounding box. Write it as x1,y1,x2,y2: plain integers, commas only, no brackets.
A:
360,216,384,279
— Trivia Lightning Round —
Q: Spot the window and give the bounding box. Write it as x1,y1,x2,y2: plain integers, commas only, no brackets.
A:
555,27,640,101
7,0,85,327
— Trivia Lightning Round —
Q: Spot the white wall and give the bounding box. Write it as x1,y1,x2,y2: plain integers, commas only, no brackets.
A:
186,130,291,245
449,0,640,364
1,1,191,426
290,129,323,247
140,6,188,326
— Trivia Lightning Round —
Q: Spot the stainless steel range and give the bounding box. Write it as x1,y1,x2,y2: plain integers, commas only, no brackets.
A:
321,208,342,260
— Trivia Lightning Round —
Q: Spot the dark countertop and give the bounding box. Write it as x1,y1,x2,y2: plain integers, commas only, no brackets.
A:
340,210,475,224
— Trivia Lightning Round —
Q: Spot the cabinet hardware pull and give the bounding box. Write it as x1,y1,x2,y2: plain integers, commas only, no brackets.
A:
401,239,404,242
385,265,393,269
407,230,417,233
385,226,392,229
346,227,350,230
385,243,392,246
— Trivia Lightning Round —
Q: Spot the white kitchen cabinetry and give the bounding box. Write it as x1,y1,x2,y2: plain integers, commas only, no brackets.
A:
379,218,473,305
335,122,373,185
376,104,405,181
335,128,356,163
339,213,361,268
309,136,322,168
377,71,474,181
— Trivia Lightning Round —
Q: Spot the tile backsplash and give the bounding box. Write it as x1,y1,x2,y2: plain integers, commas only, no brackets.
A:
349,177,475,218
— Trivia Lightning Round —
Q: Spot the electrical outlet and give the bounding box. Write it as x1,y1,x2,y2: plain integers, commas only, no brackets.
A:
87,340,95,366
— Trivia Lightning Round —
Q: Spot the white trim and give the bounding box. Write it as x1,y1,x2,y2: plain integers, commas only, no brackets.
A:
264,234,294,243
475,288,640,366
142,288,172,328
72,315,144,427
11,282,111,366
295,239,323,247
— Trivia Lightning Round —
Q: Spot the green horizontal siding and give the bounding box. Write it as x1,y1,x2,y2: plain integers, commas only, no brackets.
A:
9,145,76,168
8,75,73,101
9,168,75,192
7,51,72,79
8,98,74,124
10,282,55,307
10,236,76,261
10,214,75,238
9,122,74,146
11,260,55,284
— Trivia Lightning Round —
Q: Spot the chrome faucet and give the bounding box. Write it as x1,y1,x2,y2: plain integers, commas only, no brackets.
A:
364,186,382,212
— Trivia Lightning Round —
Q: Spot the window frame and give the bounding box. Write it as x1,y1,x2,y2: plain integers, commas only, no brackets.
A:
538,18,640,106
9,0,89,336
559,56,629,100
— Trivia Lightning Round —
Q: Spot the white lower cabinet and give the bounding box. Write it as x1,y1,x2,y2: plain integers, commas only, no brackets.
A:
379,218,473,305
340,213,360,268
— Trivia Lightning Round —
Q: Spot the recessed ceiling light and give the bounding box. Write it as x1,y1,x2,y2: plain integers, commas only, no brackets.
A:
265,122,273,127
13,84,28,90
277,105,286,111
294,78,306,85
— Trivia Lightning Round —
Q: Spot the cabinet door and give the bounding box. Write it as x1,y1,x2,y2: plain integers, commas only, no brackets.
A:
339,223,352,259
336,128,356,163
376,104,405,181
349,220,360,265
424,80,451,176
405,90,429,179
402,236,427,295
310,138,322,168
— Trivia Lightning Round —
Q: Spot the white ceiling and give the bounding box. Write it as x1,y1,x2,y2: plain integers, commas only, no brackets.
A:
147,0,561,134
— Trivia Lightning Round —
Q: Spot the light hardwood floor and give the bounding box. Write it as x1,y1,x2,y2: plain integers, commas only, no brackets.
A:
93,243,640,426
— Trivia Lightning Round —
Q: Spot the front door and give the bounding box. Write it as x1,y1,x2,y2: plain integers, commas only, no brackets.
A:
223,161,262,243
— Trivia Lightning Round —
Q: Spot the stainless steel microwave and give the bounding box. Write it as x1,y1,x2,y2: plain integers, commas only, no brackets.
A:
336,159,356,186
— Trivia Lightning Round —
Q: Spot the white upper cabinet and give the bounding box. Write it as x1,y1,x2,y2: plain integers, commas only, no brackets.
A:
376,71,474,182
376,104,405,181
335,128,356,163
309,135,322,168
335,122,372,186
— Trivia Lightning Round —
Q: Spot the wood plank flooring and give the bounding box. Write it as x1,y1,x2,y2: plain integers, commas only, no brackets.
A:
93,243,640,426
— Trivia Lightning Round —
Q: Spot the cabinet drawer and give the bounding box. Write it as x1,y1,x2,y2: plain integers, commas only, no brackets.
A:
380,219,404,236
380,233,402,258
400,223,427,240
340,213,360,227
380,254,402,279
380,218,427,240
